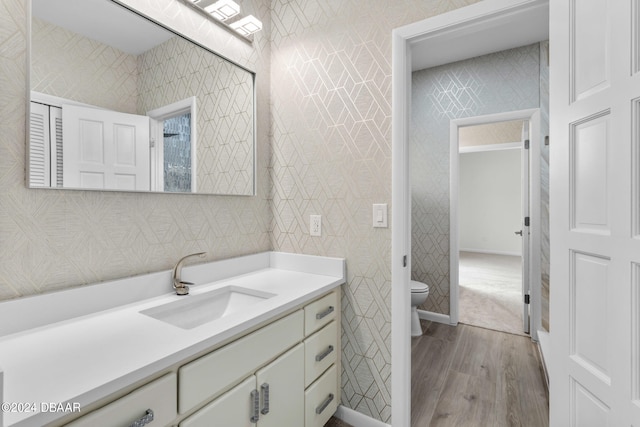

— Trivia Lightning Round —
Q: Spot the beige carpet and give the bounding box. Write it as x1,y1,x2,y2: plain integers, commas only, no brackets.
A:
458,251,527,336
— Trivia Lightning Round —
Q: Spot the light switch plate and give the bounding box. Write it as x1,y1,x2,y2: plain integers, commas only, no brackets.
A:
373,204,388,228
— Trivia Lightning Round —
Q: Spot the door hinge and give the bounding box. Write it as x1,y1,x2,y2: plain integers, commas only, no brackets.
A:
544,135,549,146
524,139,530,149
524,216,530,227
150,138,156,148
402,255,407,267
524,294,530,304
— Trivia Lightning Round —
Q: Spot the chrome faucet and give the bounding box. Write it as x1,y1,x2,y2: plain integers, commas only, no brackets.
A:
173,252,206,295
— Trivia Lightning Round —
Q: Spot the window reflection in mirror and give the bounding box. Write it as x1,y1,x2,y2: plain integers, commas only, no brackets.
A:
163,113,192,193
28,0,255,195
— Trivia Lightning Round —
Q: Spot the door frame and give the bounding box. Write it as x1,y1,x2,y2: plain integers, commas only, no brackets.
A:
391,1,548,426
449,109,542,338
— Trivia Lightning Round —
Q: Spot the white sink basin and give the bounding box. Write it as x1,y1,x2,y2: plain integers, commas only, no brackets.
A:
140,285,276,329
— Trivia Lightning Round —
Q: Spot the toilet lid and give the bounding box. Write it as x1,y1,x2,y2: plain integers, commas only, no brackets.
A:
410,280,429,293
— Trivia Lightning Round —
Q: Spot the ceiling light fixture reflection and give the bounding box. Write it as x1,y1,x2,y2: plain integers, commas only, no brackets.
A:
204,0,240,21
229,15,263,36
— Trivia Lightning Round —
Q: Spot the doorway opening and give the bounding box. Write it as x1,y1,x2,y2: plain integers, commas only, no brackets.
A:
457,119,528,336
391,2,549,425
449,110,541,337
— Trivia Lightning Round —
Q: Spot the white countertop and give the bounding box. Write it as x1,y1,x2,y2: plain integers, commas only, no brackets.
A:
0,252,345,427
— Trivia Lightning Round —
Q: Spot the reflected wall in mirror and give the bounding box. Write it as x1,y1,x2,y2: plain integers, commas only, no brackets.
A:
29,0,256,195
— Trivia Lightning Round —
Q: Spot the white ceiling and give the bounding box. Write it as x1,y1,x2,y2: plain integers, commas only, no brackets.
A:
32,0,174,55
410,1,549,71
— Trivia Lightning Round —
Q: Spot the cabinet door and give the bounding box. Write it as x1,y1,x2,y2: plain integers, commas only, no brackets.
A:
180,376,255,427
256,343,304,427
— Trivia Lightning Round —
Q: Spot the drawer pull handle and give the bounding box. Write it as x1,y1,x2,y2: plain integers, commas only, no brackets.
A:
316,306,335,320
261,383,270,415
315,393,334,415
315,345,335,362
128,409,154,427
250,389,260,423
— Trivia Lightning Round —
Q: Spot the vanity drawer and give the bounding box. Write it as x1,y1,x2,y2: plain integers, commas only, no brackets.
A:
66,373,177,427
304,291,338,336
178,310,304,413
305,364,338,427
304,321,337,387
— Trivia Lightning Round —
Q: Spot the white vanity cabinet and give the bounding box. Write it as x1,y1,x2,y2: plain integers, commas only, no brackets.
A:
177,289,340,427
180,344,304,427
60,289,340,427
177,310,304,413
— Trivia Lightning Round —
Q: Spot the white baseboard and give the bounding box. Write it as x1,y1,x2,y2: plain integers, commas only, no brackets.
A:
334,406,391,427
459,248,522,257
417,309,454,325
537,329,550,387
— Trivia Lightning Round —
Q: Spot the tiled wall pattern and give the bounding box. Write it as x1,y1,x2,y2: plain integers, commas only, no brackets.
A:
0,0,271,300
138,37,254,195
411,43,543,314
31,17,139,114
269,0,479,422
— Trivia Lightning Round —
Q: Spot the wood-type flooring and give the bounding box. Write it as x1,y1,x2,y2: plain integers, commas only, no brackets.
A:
325,321,548,427
411,322,548,426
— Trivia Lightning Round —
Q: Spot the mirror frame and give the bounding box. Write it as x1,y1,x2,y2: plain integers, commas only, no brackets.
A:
27,0,257,196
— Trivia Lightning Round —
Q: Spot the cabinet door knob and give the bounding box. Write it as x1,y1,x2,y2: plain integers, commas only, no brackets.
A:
128,409,154,427
250,389,260,423
316,306,335,320
260,383,270,415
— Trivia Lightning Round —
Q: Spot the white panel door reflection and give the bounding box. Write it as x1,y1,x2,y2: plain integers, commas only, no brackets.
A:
62,104,150,191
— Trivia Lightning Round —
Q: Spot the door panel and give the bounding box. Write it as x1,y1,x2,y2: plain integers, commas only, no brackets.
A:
550,0,638,425
63,104,150,191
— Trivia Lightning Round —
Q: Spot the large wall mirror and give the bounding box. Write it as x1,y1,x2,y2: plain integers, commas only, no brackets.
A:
29,0,256,195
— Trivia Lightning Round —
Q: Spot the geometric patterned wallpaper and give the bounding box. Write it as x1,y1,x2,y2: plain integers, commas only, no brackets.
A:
269,0,480,422
138,37,255,195
411,43,544,315
31,17,139,114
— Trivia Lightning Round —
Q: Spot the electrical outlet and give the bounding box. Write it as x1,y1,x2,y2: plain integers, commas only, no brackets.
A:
310,215,321,236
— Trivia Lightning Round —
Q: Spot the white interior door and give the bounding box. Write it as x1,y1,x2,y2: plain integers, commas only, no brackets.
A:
62,104,150,191
550,1,638,426
521,120,530,335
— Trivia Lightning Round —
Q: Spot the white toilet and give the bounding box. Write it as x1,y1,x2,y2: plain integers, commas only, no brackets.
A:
410,280,429,336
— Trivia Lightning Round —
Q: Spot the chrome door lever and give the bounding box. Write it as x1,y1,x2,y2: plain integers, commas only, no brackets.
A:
515,230,523,236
